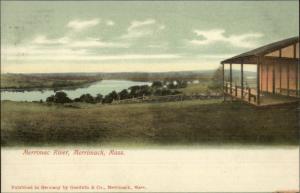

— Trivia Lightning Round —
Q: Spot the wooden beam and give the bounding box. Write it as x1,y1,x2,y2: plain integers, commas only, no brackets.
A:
293,44,296,59
264,56,298,65
241,60,244,99
223,56,257,65
296,63,299,96
230,63,232,95
287,63,290,96
294,44,299,96
279,49,282,58
223,54,298,65
266,62,269,93
278,49,282,94
279,62,282,94
257,57,261,105
272,62,275,94
222,63,225,101
298,63,300,96
260,63,263,92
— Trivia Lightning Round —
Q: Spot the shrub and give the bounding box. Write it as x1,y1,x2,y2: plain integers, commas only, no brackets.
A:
46,91,72,104
95,94,103,103
79,94,95,103
103,91,118,104
151,81,163,88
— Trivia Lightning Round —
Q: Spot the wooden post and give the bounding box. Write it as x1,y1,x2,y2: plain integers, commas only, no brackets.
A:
235,83,237,96
266,62,269,93
279,62,282,94
287,63,290,96
230,63,232,95
257,57,261,105
294,44,299,96
222,63,225,101
248,88,251,103
279,49,282,94
260,63,263,92
241,60,244,99
296,63,299,96
272,62,275,94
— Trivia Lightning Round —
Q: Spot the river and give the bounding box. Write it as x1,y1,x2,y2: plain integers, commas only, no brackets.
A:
1,80,151,102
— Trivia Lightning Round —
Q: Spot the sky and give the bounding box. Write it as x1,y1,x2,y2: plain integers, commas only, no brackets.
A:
1,1,299,73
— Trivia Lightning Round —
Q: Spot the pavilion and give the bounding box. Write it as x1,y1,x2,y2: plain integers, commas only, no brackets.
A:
221,36,299,106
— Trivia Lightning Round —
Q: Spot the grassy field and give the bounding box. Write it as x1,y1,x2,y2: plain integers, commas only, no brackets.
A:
178,81,211,95
1,99,299,146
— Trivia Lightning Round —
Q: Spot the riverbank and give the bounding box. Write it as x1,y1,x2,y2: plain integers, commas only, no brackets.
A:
0,73,103,91
1,99,298,146
1,80,152,102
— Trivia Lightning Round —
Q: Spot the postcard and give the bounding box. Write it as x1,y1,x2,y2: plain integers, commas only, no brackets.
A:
1,0,299,192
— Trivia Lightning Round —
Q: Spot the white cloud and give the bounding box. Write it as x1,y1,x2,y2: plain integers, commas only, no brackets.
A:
3,48,181,61
121,19,164,39
67,18,100,31
32,35,129,48
2,46,87,56
128,19,156,31
195,54,235,59
69,38,129,48
2,43,179,62
147,42,168,49
106,20,115,26
190,29,263,48
33,35,70,45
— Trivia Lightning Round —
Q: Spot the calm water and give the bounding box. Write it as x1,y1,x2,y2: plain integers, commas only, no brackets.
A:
1,80,151,102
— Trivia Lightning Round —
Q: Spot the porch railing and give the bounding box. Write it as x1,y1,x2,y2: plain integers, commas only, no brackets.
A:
224,82,257,103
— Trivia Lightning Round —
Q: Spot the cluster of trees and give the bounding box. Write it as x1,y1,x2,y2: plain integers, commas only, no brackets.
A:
165,80,188,89
46,81,182,104
46,92,72,103
208,66,223,93
152,80,188,89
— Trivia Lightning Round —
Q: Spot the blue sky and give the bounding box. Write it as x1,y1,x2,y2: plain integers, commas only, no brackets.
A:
1,1,299,73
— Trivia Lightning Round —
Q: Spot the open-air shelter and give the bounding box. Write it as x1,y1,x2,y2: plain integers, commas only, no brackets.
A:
221,36,299,106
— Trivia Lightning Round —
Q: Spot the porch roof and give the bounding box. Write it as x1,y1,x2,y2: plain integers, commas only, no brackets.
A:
221,36,299,64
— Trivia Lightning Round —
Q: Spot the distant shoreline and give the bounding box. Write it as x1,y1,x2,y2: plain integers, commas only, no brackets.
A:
0,80,100,92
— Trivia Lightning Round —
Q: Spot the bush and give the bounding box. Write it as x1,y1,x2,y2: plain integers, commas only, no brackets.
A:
151,81,163,88
209,65,223,93
118,89,130,100
79,94,95,103
103,91,118,104
46,91,72,104
95,94,103,103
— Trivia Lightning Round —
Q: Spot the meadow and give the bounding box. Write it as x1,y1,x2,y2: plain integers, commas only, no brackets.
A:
1,99,298,146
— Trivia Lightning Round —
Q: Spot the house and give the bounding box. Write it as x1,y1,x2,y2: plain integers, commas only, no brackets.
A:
221,36,299,106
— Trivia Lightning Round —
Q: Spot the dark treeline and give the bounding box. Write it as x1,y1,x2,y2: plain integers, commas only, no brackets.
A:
46,80,186,104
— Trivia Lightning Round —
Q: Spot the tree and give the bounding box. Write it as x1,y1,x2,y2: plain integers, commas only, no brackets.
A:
139,85,151,96
54,91,72,103
209,65,223,93
118,89,130,100
151,81,163,88
129,85,141,98
46,95,55,102
79,94,95,103
95,94,103,103
177,80,187,88
103,91,119,104
46,91,72,103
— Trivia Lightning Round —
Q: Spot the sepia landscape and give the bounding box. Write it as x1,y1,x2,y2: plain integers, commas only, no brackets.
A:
1,1,299,147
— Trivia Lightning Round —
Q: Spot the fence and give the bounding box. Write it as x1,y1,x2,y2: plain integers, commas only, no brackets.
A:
112,93,222,104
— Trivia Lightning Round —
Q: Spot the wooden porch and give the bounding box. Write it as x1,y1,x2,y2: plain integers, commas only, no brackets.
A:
224,82,299,106
221,36,299,106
